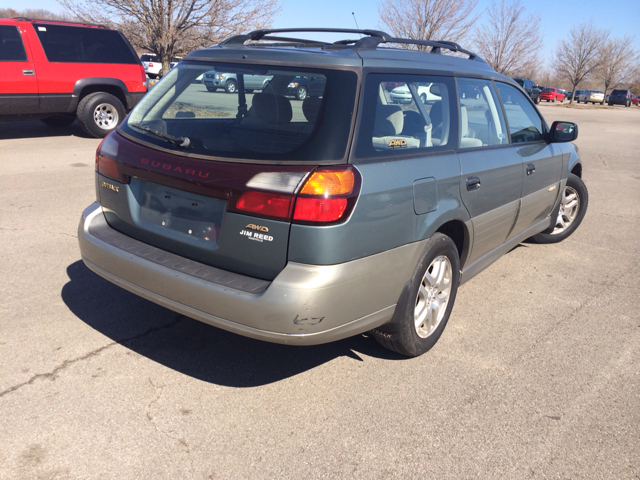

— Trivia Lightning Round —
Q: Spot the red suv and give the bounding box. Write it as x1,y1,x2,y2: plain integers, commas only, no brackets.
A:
0,18,146,137
540,87,565,103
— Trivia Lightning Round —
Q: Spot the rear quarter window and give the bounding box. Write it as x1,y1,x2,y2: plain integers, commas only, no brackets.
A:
33,23,138,64
355,74,457,159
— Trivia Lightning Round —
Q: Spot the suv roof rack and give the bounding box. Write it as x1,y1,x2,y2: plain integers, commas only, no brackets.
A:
219,28,482,61
13,17,107,28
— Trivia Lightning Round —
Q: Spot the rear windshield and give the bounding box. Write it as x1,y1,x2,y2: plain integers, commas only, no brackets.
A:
33,23,137,64
543,88,553,91
122,61,358,162
141,54,159,62
611,89,626,94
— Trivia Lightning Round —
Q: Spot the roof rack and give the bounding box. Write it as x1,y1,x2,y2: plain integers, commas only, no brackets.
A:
219,28,482,61
13,17,107,28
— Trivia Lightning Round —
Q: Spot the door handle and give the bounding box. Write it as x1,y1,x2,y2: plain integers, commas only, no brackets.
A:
466,176,481,191
22,70,35,75
526,163,536,175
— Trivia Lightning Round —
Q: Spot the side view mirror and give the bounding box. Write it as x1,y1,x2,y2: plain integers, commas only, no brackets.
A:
549,121,578,142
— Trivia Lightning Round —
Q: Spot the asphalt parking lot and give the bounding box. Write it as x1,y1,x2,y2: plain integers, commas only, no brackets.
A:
1,104,639,479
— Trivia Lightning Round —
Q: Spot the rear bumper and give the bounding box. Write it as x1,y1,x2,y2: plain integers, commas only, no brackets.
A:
78,203,423,345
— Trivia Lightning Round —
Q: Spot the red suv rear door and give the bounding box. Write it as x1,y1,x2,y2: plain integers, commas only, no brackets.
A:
0,22,39,114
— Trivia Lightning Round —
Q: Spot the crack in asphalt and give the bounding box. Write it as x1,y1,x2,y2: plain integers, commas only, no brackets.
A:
145,377,195,473
0,315,186,399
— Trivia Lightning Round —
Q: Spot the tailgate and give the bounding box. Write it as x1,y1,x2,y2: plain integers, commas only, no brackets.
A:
97,133,314,280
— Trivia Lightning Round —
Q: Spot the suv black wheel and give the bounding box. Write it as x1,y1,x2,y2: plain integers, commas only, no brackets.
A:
295,86,308,100
77,92,125,138
534,96,540,104
225,80,237,94
530,174,588,244
374,233,460,357
40,115,76,127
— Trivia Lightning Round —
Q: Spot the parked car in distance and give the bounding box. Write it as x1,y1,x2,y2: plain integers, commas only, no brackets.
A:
141,54,181,79
511,77,540,104
0,17,146,137
284,75,326,100
79,28,587,358
577,89,604,104
389,83,441,104
630,94,638,106
571,90,584,102
540,87,565,102
202,71,272,93
608,89,632,107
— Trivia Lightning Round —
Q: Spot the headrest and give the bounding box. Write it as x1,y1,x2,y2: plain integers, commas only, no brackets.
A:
374,105,403,136
302,97,322,123
429,102,442,126
460,106,469,136
251,94,292,124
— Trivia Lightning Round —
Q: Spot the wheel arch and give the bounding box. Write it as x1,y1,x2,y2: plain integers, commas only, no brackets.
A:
435,219,471,268
70,78,131,113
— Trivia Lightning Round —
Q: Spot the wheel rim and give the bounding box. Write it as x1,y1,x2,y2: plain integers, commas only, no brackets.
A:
551,185,580,235
93,103,119,130
414,255,453,338
228,82,236,93
298,87,307,100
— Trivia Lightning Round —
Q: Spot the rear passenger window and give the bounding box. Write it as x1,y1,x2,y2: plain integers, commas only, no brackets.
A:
495,82,544,143
0,25,27,61
33,23,137,64
355,74,456,158
457,78,508,149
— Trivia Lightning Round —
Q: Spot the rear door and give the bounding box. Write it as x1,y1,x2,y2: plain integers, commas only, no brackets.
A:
0,23,39,114
456,77,521,266
494,82,562,238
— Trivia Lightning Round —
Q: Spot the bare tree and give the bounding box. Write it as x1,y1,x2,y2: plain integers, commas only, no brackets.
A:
472,0,541,76
377,0,480,51
553,21,609,104
58,0,281,75
597,35,638,97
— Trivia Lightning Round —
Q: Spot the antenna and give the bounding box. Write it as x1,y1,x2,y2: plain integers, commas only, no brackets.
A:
351,12,362,37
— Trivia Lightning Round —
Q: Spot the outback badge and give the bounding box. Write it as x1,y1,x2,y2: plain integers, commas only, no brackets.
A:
101,181,119,193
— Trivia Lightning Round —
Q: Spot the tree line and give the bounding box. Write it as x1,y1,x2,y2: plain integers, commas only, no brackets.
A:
3,0,638,98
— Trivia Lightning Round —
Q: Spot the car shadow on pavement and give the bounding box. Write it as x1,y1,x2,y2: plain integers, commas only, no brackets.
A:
0,120,93,140
61,261,405,387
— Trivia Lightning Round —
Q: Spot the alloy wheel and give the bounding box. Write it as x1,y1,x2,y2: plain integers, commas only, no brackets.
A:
552,185,580,235
414,255,453,338
93,103,119,130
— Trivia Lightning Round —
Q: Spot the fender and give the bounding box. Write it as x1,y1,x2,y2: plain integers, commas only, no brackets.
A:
69,78,132,113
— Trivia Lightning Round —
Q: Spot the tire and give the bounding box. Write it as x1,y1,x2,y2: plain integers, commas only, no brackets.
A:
546,99,550,102
373,233,460,357
225,80,237,94
76,92,125,138
244,89,254,93
206,86,217,92
552,98,555,102
148,74,157,80
625,101,630,107
40,115,76,127
295,86,308,101
534,96,540,104
420,93,427,104
530,174,588,244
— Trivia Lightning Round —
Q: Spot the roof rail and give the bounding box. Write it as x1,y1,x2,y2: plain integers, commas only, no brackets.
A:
218,28,483,61
13,17,107,28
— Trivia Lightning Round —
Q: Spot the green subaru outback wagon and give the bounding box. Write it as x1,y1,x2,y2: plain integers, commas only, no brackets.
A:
78,28,587,356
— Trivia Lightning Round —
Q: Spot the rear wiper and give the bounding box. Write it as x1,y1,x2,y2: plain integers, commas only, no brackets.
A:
129,123,192,148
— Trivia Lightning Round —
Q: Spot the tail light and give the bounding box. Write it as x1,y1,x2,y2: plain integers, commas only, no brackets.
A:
139,65,146,84
95,133,130,184
233,166,361,225
293,168,357,224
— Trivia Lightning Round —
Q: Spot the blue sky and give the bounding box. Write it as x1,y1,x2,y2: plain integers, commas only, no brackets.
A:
2,0,638,65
